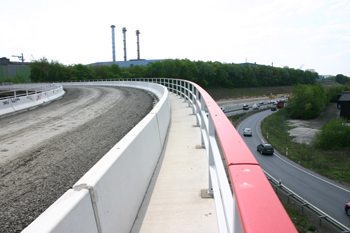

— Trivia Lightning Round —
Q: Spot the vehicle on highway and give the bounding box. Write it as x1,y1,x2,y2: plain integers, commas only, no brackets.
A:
259,101,264,105
243,104,249,110
243,128,252,136
271,106,277,111
346,202,350,216
252,103,260,110
257,143,274,155
276,100,285,109
220,107,226,112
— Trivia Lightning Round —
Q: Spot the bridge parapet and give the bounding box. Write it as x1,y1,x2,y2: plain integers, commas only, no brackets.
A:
23,79,297,233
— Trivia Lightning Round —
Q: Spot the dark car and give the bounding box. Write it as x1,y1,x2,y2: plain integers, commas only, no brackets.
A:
271,106,277,111
346,202,350,216
242,104,249,110
257,143,274,155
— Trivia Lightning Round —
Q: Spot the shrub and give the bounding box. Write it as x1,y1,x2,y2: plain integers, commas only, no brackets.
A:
313,118,350,149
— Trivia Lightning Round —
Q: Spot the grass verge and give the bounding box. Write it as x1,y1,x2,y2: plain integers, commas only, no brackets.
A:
285,206,316,233
261,108,350,185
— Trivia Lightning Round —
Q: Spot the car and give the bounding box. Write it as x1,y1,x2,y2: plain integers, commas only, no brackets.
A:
220,107,226,112
271,106,277,111
242,104,249,110
243,128,252,136
257,143,274,155
346,202,350,216
259,101,264,105
252,103,260,110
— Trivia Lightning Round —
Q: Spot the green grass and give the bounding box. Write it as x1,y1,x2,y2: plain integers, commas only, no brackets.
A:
285,206,316,233
261,109,350,184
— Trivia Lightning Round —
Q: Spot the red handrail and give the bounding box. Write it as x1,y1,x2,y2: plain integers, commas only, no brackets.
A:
191,81,297,232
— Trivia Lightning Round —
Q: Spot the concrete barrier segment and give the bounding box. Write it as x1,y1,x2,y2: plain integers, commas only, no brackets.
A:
0,98,16,115
73,113,164,233
22,189,98,233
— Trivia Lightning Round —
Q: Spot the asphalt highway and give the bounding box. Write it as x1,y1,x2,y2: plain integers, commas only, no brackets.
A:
236,110,350,228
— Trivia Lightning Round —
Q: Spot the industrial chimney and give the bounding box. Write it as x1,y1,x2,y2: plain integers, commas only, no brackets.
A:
111,25,116,62
136,30,140,60
122,27,127,61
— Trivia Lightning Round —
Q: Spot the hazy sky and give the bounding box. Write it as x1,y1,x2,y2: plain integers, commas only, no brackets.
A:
1,0,350,76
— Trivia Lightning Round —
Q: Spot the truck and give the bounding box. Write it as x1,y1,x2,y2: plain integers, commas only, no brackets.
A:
276,100,285,109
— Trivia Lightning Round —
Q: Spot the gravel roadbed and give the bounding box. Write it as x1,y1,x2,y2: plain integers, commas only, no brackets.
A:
0,86,155,232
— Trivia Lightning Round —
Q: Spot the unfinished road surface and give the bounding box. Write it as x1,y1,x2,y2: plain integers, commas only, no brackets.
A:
0,86,155,232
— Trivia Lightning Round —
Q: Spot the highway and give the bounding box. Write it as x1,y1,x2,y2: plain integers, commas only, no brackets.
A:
236,109,350,228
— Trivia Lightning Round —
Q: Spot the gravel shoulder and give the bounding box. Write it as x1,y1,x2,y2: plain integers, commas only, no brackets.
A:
0,86,155,232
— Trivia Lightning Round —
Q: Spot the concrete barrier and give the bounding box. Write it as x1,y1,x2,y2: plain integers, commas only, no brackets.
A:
23,189,98,232
23,81,170,233
0,85,65,116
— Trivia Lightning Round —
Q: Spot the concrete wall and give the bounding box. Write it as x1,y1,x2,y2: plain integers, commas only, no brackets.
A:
0,65,30,81
23,81,171,233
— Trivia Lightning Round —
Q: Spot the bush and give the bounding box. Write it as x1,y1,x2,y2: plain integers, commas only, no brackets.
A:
313,118,350,149
326,85,349,102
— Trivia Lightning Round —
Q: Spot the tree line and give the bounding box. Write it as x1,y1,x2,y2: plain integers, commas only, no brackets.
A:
27,58,321,88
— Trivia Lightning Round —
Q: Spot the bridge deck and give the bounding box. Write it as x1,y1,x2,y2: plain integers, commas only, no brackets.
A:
131,93,218,233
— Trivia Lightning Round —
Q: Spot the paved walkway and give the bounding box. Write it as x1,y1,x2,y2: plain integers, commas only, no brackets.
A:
131,93,218,233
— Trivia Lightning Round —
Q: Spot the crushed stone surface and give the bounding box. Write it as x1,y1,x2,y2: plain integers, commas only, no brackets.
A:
0,86,155,232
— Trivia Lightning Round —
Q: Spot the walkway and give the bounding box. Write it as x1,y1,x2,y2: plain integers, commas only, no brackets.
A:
131,93,218,233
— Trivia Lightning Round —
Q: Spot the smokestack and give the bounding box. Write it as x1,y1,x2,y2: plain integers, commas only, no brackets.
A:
111,25,116,62
122,27,127,61
136,30,140,60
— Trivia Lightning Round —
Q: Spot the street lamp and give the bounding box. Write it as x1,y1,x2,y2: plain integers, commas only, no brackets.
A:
12,53,24,66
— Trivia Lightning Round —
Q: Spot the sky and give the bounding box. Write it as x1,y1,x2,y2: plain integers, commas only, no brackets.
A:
1,0,350,77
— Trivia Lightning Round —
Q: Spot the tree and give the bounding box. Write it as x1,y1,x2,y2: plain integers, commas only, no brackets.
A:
285,84,328,119
71,64,94,80
335,74,350,85
29,57,50,82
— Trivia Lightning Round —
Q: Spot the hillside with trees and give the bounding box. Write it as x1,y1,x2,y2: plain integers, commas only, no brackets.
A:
24,58,320,88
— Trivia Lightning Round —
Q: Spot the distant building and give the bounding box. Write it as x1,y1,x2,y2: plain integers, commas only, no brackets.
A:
0,57,30,81
238,62,260,67
87,59,165,68
337,91,350,121
305,69,315,72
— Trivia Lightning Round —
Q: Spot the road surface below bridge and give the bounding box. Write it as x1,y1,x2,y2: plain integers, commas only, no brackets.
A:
0,86,155,232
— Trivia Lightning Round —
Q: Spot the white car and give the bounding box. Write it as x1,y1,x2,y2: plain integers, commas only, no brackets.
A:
252,103,260,110
243,128,252,136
